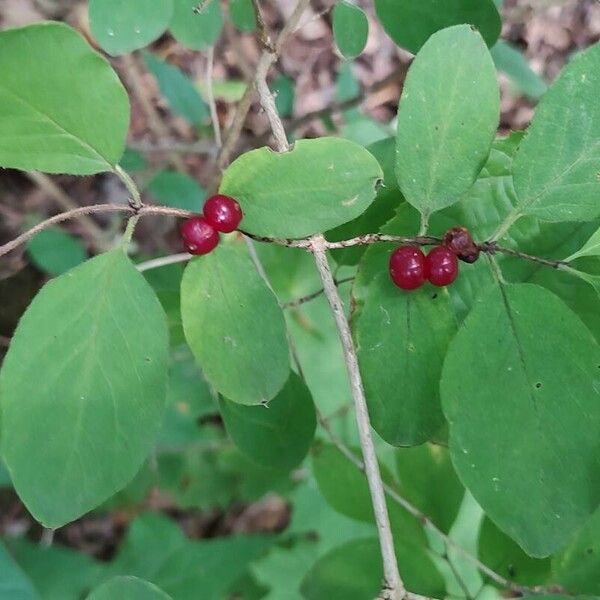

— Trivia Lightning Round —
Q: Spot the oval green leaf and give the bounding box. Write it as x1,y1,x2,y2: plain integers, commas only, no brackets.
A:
220,138,383,238
229,0,256,32
513,41,600,222
142,52,208,126
0,22,129,175
26,228,88,276
219,373,316,470
355,265,456,446
87,576,172,599
89,0,174,56
0,250,169,527
442,283,600,557
374,0,501,54
396,25,499,219
170,0,223,50
181,241,290,405
333,1,369,59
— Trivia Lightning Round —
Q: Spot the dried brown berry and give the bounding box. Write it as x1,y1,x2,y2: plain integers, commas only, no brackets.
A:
443,226,480,264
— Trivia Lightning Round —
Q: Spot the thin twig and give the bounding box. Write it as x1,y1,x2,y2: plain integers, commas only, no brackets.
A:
480,241,567,269
136,253,191,272
282,276,354,308
25,171,110,250
205,46,222,149
122,52,187,173
311,234,404,599
213,0,310,178
315,410,548,596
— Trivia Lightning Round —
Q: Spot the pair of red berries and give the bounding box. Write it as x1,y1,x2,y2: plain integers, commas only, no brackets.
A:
180,194,243,255
389,227,480,291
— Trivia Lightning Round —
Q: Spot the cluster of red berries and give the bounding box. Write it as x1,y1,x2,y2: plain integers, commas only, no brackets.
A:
180,194,243,255
389,227,480,291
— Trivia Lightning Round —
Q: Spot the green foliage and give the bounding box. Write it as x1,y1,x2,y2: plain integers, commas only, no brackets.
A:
26,228,87,276
89,0,173,56
181,241,290,405
170,0,223,50
220,138,383,238
142,52,208,126
332,2,369,59
355,269,456,446
0,23,129,174
396,25,500,219
513,41,600,222
491,40,548,100
87,576,172,599
552,508,600,594
395,444,464,532
478,518,551,586
108,513,272,599
374,0,501,54
0,250,169,526
442,283,600,557
147,170,206,212
272,75,295,118
327,137,402,266
219,373,316,470
565,225,600,262
0,543,39,600
229,0,256,32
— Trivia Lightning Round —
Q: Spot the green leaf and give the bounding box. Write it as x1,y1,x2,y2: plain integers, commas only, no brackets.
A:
312,444,425,545
565,225,600,262
142,52,208,125
229,0,256,32
478,518,551,586
89,0,173,56
395,444,464,532
147,170,206,212
355,267,456,446
170,0,223,50
219,372,316,470
491,40,547,100
220,138,383,238
395,25,500,218
181,241,290,405
0,23,129,175
441,283,600,557
0,250,169,527
120,148,148,172
87,576,172,599
109,513,272,599
26,228,87,276
0,542,39,600
327,137,402,266
512,41,600,222
8,538,105,600
333,2,369,59
272,75,295,118
301,536,445,599
552,508,600,594
374,0,501,54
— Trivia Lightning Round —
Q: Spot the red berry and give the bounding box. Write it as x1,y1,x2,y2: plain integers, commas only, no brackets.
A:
427,246,459,287
203,194,243,233
180,216,219,255
389,246,428,291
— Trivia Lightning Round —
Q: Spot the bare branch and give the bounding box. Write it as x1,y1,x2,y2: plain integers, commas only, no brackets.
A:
136,253,191,272
311,234,405,599
121,52,187,173
205,46,222,149
25,171,110,251
315,409,552,596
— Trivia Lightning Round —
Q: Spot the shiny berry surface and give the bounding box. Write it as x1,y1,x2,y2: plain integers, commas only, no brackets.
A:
426,246,459,287
180,216,219,255
389,246,428,291
203,194,243,233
